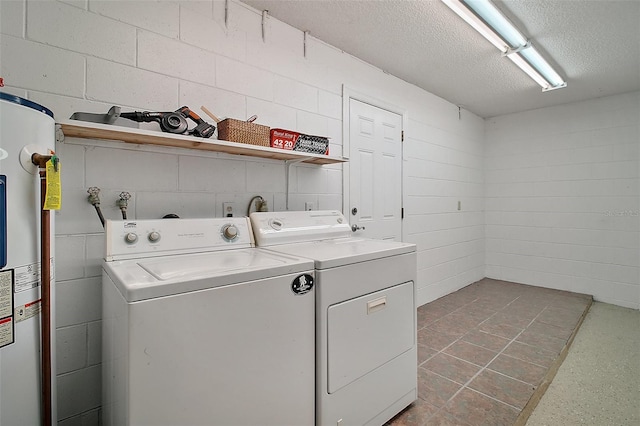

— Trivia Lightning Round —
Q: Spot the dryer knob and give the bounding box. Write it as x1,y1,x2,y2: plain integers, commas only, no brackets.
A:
148,231,161,243
222,225,238,241
124,232,138,244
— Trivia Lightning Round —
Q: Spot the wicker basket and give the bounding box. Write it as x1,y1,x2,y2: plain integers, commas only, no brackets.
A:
217,118,270,146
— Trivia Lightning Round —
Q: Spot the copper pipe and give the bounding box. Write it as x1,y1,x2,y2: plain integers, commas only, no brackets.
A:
31,153,52,168
40,171,52,426
34,158,52,426
39,170,52,426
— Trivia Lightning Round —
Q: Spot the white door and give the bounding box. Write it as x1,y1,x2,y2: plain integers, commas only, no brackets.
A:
348,99,403,241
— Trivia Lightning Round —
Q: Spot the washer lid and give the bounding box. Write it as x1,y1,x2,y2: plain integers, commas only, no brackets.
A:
103,248,314,302
263,237,416,269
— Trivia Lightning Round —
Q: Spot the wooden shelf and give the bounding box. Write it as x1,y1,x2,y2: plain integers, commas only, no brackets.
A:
58,120,347,165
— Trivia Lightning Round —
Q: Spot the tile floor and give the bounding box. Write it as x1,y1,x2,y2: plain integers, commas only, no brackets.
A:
387,278,592,426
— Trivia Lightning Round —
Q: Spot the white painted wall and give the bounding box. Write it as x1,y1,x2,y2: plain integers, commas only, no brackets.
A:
485,92,640,310
405,110,485,303
1,0,485,423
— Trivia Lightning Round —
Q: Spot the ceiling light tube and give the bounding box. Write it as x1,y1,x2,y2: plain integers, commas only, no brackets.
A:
441,0,567,91
519,46,566,89
462,0,527,48
506,53,551,90
441,0,508,52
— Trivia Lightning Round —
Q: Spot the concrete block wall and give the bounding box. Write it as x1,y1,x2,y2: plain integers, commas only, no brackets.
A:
485,91,640,309
405,111,485,303
1,0,485,423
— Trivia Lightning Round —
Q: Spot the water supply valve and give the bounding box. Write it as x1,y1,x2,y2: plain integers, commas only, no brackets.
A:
87,187,101,206
117,191,132,220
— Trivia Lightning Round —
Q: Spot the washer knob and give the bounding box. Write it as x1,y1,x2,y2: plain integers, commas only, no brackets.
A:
222,225,238,241
148,231,161,243
124,232,138,244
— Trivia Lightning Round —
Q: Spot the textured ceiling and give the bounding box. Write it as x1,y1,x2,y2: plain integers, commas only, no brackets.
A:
240,0,640,118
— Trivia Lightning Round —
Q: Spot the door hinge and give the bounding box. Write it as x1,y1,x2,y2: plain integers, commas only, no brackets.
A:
401,207,404,219
401,130,404,142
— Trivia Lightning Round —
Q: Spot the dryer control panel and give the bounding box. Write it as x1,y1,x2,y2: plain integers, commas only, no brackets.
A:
105,217,254,261
250,210,351,247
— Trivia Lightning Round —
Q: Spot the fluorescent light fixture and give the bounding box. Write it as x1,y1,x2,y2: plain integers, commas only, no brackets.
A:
441,0,508,51
507,53,552,89
442,0,566,91
464,0,527,48
519,45,566,89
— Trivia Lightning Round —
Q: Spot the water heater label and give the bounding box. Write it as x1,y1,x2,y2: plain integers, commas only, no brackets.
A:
0,269,14,348
15,299,41,323
13,258,54,293
43,159,61,210
0,269,13,318
14,262,40,293
0,316,14,348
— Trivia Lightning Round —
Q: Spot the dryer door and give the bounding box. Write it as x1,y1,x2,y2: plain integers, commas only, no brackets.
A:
327,281,414,393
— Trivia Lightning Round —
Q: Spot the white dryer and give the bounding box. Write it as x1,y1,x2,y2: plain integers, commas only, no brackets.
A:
102,217,315,426
251,210,417,426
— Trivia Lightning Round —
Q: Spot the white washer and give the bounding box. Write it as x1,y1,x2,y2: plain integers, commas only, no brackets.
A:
102,217,315,426
251,210,417,426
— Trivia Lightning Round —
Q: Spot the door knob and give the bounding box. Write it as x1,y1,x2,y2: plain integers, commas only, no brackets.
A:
351,224,365,232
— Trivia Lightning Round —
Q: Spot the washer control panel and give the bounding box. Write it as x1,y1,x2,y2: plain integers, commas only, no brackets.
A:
105,217,253,261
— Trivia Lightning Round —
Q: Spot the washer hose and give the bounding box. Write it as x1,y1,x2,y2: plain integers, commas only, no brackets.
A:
247,195,268,216
87,187,105,228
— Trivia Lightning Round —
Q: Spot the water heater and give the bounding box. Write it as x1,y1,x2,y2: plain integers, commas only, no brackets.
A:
0,93,56,425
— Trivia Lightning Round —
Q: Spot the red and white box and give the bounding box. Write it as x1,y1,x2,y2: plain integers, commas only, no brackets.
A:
270,128,329,155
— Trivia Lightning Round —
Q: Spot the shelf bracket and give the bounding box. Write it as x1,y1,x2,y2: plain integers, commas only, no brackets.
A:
284,157,312,210
55,124,65,144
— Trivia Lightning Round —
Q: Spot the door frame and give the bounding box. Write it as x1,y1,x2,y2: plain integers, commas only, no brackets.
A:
342,86,409,240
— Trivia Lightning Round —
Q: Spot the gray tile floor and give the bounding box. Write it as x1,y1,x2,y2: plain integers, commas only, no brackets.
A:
387,278,592,426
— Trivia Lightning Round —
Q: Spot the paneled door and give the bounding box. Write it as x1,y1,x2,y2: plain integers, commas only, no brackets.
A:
348,98,403,241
